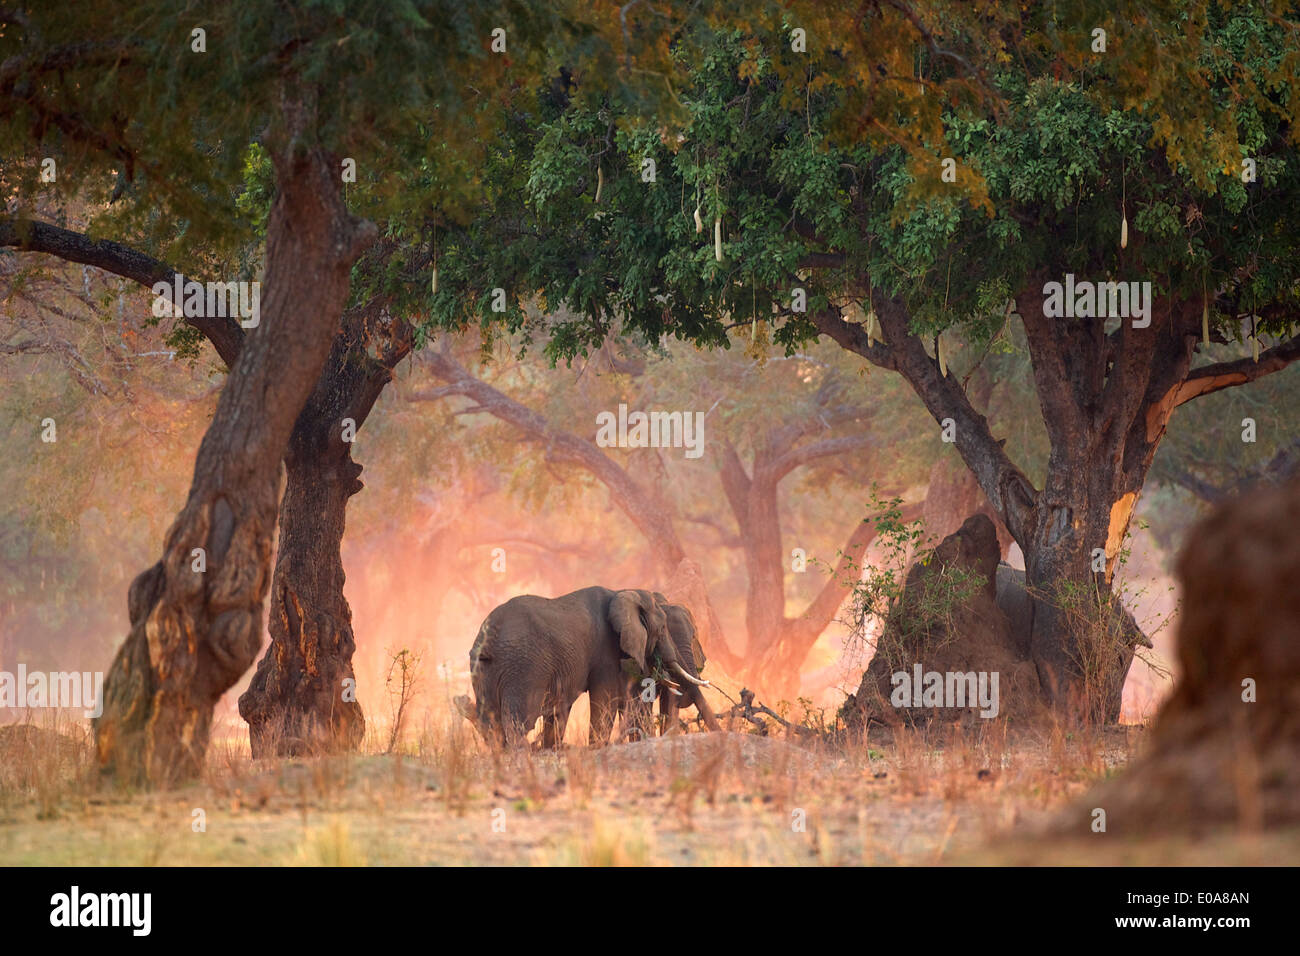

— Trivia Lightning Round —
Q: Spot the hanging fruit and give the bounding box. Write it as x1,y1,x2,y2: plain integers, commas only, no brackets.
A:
714,217,723,262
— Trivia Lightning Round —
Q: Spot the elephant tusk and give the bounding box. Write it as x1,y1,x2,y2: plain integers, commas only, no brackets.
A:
670,662,710,688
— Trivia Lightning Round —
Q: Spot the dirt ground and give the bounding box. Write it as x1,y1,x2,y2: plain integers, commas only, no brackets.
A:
3,717,1296,866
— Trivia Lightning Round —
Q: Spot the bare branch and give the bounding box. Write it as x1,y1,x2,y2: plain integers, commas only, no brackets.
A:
765,432,874,482
0,218,244,366
416,348,689,573
1174,333,1300,407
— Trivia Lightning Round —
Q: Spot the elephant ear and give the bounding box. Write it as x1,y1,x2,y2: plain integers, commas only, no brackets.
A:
609,589,652,672
682,607,707,672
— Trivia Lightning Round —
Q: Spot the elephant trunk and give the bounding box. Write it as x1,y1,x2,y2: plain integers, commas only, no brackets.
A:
693,687,722,732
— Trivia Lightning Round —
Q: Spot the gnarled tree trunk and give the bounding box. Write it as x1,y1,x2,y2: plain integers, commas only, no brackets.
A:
238,440,364,758
238,309,410,757
93,113,376,785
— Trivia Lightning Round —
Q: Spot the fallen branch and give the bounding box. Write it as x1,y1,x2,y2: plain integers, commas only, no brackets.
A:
715,688,821,738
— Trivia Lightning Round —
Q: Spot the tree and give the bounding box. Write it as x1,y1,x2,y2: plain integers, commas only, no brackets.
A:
434,9,1300,718
1,0,588,780
95,110,374,783
800,11,1300,712
694,342,932,696
0,207,391,758
237,294,412,757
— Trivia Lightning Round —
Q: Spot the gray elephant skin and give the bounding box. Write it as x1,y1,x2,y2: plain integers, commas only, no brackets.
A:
995,564,1034,659
454,586,708,747
624,597,721,736
996,562,1151,659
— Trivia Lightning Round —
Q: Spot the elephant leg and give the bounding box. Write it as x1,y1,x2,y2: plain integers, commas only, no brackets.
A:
661,688,681,735
588,685,621,746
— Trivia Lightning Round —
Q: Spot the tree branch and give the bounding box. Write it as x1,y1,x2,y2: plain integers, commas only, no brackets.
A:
416,347,689,573
0,218,244,366
765,432,874,483
830,291,1038,545
810,304,897,371
1173,333,1300,407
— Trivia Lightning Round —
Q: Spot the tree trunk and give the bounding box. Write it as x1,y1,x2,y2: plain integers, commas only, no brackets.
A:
737,476,786,678
93,122,376,785
238,446,365,757
238,310,410,757
1010,287,1195,720
1021,501,1115,718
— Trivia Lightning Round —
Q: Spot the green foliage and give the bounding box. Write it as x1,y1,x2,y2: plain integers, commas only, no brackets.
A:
430,7,1300,367
823,491,922,654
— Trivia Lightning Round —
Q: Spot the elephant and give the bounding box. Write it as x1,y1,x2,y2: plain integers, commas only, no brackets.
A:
622,596,721,737
994,564,1034,659
995,561,1152,721
453,586,709,747
995,562,1152,658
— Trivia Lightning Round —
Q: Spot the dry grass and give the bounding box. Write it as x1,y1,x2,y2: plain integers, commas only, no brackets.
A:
1,703,1296,866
